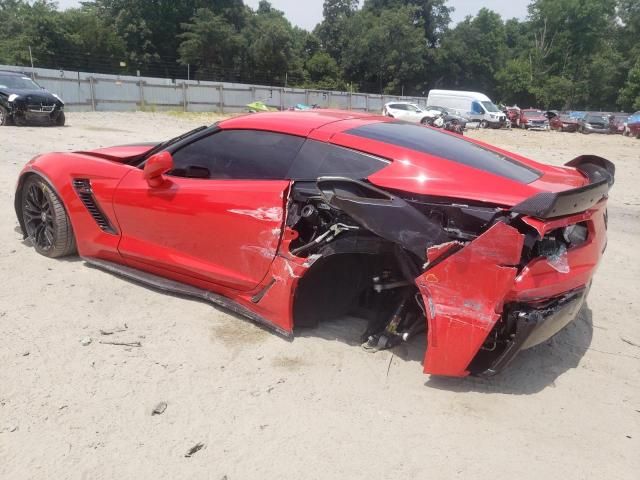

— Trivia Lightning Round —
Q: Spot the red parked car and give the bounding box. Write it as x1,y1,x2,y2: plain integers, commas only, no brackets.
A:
608,114,629,134
15,110,615,378
624,111,640,138
549,113,579,132
518,109,550,130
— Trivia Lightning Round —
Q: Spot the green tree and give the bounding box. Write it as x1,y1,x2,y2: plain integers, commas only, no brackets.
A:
305,51,344,89
341,5,427,94
436,9,507,97
178,8,244,77
314,0,358,62
619,59,640,111
242,1,297,84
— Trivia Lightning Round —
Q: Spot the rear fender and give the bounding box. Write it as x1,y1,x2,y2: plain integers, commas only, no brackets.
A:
417,222,524,377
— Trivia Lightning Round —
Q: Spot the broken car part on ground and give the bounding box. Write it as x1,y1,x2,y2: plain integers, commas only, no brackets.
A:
14,110,614,377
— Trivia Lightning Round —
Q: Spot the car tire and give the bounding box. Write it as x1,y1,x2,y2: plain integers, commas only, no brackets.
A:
420,117,429,125
54,111,66,126
0,105,12,126
480,120,489,129
21,175,76,258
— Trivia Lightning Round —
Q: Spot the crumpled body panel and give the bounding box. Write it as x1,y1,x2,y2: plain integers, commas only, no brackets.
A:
416,223,524,377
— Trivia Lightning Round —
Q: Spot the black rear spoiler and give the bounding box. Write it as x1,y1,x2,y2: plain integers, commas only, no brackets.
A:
511,155,615,219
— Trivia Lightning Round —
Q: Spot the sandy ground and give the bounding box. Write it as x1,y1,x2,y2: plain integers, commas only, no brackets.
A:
0,112,639,479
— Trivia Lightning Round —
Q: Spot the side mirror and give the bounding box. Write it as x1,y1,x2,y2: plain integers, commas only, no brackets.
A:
143,151,173,187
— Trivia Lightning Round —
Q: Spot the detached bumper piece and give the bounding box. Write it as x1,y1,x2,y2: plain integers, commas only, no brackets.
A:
470,287,589,377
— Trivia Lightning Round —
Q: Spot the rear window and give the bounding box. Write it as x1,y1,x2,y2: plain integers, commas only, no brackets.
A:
347,122,542,184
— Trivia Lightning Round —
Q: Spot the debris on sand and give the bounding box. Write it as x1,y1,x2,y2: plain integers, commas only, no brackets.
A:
99,325,128,336
151,401,167,416
98,340,141,347
185,442,205,458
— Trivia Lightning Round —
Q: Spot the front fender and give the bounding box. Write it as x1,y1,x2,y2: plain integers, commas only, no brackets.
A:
15,152,133,261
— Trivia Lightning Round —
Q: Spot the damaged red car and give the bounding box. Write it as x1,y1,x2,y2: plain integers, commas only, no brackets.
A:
14,110,614,377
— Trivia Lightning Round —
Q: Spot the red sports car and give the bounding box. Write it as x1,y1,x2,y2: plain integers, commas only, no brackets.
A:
14,110,614,377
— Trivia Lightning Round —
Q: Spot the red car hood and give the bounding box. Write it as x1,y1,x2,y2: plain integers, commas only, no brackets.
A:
76,143,158,162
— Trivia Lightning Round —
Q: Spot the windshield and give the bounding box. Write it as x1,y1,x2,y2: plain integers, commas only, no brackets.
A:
481,101,500,113
524,111,543,118
406,104,422,112
0,74,41,90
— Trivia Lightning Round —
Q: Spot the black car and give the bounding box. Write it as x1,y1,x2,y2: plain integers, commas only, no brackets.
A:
577,113,610,134
426,106,469,128
0,70,65,126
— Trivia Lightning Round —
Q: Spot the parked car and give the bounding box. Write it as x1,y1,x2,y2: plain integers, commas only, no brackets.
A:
578,113,611,134
382,102,439,124
0,70,65,126
427,90,507,128
624,111,640,138
14,110,615,378
517,109,549,130
548,112,579,132
505,106,521,128
568,111,587,121
608,114,629,134
425,105,469,129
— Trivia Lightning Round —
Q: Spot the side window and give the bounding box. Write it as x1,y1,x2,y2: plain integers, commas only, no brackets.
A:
287,140,389,180
471,101,484,114
169,130,305,180
390,104,406,111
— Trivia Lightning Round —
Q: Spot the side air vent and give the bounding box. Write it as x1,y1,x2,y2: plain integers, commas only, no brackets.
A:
72,179,118,234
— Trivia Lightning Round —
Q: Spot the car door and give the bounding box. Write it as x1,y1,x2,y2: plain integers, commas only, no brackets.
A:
470,101,485,122
404,104,424,123
388,103,409,121
112,129,305,291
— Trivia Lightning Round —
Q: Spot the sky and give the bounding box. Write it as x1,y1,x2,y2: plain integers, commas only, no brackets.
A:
56,0,531,30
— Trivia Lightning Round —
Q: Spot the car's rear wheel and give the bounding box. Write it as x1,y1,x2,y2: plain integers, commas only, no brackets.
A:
21,176,76,258
480,120,489,129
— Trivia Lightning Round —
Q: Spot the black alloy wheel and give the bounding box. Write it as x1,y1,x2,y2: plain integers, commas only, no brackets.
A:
21,176,76,257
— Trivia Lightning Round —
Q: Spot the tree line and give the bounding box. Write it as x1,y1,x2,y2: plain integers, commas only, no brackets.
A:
0,0,638,111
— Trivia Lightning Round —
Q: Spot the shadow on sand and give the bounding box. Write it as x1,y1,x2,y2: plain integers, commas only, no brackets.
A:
298,305,594,395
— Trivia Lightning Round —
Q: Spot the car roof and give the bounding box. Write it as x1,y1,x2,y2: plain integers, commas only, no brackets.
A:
219,110,385,137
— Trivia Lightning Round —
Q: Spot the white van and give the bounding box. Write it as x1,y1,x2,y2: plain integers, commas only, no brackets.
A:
427,90,506,128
